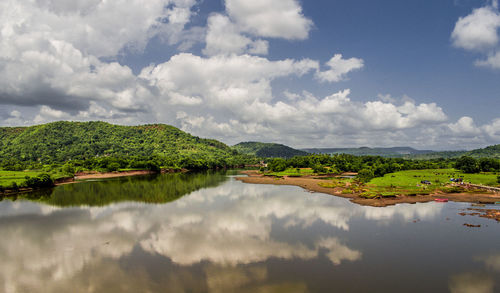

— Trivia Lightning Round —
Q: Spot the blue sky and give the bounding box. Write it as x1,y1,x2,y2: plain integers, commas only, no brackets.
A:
1,0,499,149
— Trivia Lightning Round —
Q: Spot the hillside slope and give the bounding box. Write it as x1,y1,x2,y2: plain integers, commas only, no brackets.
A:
0,121,238,163
233,142,308,158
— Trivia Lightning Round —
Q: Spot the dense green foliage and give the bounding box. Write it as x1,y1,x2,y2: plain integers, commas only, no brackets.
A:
455,156,500,173
232,141,308,158
266,154,457,181
0,121,257,170
0,172,54,191
466,144,500,159
265,152,500,182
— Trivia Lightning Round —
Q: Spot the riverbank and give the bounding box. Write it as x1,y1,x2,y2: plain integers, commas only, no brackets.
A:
236,170,500,207
73,170,157,181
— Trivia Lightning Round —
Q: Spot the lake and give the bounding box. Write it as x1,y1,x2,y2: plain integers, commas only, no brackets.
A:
0,172,499,292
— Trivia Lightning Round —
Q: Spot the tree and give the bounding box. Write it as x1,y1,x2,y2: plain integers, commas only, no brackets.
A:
312,164,326,174
478,158,500,172
268,158,287,172
62,162,75,176
455,156,480,173
356,169,374,183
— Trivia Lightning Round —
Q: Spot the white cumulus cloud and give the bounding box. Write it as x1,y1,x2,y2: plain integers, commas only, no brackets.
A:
225,0,313,40
316,54,365,83
452,2,500,69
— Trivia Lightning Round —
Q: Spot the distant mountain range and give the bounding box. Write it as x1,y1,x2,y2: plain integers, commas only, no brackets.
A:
301,147,434,157
302,145,500,159
232,142,308,158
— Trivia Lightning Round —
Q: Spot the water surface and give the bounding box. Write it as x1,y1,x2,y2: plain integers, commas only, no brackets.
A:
1,172,499,292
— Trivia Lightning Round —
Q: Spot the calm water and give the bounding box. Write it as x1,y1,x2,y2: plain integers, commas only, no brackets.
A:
1,172,499,293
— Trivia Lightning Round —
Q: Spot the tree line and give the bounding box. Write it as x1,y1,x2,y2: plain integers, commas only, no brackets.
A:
266,154,500,182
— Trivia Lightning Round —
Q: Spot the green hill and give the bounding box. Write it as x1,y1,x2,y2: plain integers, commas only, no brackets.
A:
413,144,500,159
466,144,500,158
232,142,308,158
0,121,245,166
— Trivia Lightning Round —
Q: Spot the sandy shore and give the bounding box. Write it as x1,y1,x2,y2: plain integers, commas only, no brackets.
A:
72,170,156,181
54,170,157,185
236,170,500,207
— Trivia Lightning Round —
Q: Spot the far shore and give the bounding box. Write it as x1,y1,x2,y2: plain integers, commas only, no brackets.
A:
236,170,500,207
71,170,157,181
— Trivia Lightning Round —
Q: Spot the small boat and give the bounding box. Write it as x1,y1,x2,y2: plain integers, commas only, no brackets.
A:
434,198,448,202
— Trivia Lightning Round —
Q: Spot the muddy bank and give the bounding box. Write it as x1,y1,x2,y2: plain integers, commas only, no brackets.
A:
73,170,156,180
236,170,500,207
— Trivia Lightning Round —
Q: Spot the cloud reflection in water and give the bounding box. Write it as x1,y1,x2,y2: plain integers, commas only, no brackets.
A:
0,178,445,292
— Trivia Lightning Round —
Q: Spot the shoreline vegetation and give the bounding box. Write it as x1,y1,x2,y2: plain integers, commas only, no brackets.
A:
0,169,185,196
236,170,500,207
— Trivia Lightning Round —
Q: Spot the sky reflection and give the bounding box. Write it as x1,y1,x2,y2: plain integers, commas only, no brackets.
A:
0,176,493,293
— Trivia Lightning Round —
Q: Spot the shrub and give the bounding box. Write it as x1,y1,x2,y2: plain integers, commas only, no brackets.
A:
356,169,374,183
23,173,54,189
106,162,120,172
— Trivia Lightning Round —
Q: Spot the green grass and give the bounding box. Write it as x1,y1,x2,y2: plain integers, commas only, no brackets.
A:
267,168,315,177
0,170,43,187
318,177,353,188
363,169,498,197
117,168,145,172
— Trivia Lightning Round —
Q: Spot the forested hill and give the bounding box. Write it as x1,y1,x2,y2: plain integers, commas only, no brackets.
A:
412,144,500,159
0,121,239,164
232,142,308,158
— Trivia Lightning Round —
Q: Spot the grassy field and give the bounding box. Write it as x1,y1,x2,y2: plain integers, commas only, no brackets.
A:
0,170,43,188
362,169,499,198
267,168,316,177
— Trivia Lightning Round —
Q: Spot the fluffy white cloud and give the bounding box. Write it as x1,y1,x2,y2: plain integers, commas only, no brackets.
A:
225,0,313,40
475,51,500,68
482,118,500,140
140,53,318,109
141,53,448,146
452,2,500,70
0,0,196,117
452,5,500,51
203,14,268,56
1,0,195,58
315,54,364,83
448,116,481,136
